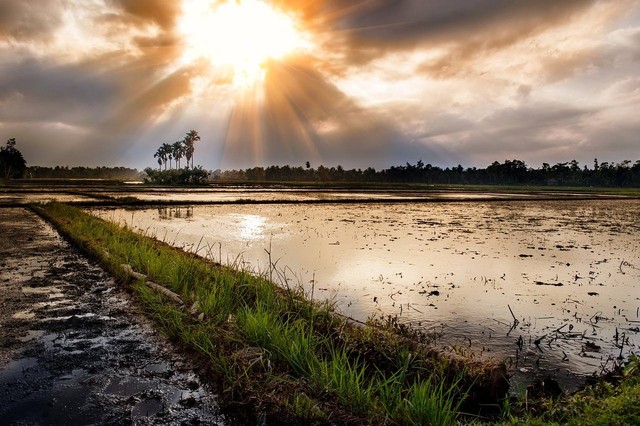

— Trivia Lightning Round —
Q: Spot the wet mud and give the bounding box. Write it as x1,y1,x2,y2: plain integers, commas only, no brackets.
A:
0,208,225,425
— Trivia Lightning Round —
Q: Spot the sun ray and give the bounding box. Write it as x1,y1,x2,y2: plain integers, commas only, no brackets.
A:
177,0,409,167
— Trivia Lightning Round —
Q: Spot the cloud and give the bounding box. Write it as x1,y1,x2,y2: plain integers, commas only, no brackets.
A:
221,58,450,168
1,0,639,170
311,0,596,69
98,64,199,136
108,0,182,30
0,59,116,125
413,101,637,167
0,0,63,41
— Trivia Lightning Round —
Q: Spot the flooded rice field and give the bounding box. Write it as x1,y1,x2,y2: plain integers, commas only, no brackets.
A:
93,188,518,203
93,199,640,391
2,183,618,206
0,192,97,204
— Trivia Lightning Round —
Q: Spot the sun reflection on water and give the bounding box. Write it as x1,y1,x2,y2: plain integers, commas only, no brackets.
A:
236,214,267,240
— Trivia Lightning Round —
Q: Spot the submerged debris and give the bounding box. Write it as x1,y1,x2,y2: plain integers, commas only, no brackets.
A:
535,281,564,287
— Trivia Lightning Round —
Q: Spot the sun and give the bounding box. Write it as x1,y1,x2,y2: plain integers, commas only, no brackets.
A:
178,0,311,88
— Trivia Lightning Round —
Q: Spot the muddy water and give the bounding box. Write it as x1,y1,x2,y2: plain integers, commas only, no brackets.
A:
94,200,640,390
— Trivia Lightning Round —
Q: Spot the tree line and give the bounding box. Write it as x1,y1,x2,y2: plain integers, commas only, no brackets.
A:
3,133,640,187
28,166,140,180
214,158,640,187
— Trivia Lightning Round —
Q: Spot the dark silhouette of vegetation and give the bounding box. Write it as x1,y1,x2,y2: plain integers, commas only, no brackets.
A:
184,129,200,169
28,166,140,180
143,167,209,185
0,138,27,179
147,130,207,184
153,130,201,172
213,158,640,187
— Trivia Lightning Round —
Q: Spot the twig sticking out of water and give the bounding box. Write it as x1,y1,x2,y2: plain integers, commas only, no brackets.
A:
508,304,520,326
554,324,568,333
618,333,626,360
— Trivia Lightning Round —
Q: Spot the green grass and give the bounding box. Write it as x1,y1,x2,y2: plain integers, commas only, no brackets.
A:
33,202,503,424
496,357,640,426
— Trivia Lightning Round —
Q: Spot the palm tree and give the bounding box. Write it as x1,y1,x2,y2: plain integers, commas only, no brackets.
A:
184,130,200,169
154,146,168,170
172,140,185,169
161,142,174,169
153,147,163,171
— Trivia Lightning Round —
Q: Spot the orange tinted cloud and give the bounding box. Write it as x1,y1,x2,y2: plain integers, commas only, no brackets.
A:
1,0,639,169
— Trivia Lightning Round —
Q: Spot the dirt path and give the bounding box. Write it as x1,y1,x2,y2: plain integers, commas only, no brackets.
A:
0,208,225,425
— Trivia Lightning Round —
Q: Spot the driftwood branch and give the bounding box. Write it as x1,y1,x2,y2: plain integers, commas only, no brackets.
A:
508,304,520,325
121,264,184,305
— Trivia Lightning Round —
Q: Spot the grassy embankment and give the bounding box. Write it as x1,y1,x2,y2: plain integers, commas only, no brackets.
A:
499,356,640,425
33,202,506,425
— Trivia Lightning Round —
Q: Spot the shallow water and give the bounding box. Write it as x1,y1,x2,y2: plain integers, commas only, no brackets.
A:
0,193,95,204
91,188,563,203
93,200,640,390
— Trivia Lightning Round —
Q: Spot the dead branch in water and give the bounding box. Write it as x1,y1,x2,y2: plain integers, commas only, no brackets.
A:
508,304,520,325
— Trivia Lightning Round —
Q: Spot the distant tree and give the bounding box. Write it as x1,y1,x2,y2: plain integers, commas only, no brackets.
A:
210,157,640,187
172,140,186,169
161,142,174,170
184,130,201,168
143,166,209,185
27,165,140,180
153,146,165,170
0,138,27,179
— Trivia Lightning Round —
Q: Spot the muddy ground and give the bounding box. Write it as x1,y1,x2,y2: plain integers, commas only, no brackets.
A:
0,208,226,425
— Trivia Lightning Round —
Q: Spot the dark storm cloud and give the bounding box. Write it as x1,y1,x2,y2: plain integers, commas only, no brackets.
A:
308,0,595,76
0,0,63,41
330,0,592,42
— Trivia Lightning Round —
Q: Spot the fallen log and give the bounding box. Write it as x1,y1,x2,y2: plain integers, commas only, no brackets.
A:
121,264,184,305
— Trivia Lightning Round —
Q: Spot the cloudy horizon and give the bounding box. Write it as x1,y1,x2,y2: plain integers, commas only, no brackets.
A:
1,0,639,171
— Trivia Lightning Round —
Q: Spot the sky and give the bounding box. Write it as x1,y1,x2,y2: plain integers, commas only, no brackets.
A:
0,0,639,170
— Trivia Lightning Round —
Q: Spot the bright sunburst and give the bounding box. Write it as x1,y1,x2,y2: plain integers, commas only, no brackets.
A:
178,0,311,88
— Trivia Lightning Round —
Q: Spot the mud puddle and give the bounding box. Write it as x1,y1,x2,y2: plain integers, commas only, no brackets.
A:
0,208,226,424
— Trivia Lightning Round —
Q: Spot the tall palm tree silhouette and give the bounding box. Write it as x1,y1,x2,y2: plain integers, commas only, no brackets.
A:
172,141,185,169
161,142,174,169
184,130,200,168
